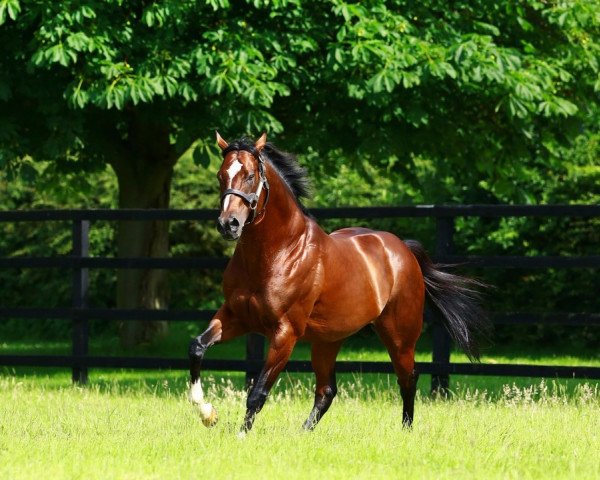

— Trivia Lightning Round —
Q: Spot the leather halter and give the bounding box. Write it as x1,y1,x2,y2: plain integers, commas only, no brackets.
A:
220,145,270,225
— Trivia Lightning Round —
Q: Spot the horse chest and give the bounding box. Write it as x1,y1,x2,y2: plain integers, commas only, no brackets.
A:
227,286,285,331
228,290,261,323
226,271,313,330
225,249,318,317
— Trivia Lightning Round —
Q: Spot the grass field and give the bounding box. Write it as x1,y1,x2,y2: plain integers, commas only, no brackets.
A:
2,325,599,479
1,370,599,480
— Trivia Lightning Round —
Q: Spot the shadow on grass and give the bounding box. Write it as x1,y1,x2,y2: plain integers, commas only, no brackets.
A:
2,323,599,397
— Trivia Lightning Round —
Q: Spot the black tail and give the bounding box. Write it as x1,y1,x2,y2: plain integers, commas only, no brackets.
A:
405,239,492,361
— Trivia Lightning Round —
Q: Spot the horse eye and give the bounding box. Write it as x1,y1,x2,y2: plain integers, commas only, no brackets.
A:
247,173,255,182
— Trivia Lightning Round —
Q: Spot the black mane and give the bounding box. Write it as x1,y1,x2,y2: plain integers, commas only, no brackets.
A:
225,138,312,214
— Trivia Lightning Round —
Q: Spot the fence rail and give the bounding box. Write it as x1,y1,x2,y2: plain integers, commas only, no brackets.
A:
1,204,600,221
2,308,599,325
1,205,599,389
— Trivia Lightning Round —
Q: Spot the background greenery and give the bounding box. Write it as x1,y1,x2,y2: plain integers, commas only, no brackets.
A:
0,0,598,352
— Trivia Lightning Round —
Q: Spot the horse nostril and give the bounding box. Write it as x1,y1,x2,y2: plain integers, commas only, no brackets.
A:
216,218,226,234
229,217,240,230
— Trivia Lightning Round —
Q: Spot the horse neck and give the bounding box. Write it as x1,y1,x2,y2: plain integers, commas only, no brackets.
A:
237,164,307,261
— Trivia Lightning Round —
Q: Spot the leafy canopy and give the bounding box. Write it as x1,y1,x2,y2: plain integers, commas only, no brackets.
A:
0,0,598,202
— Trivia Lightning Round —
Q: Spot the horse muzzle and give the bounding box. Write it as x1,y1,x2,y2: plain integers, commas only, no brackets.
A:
217,216,242,241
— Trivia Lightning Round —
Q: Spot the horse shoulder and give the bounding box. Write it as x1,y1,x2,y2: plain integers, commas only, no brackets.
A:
264,223,326,317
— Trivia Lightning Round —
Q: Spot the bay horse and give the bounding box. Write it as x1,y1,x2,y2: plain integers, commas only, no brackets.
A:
188,133,489,433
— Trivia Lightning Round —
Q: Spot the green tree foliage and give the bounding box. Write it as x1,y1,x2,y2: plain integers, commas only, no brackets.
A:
0,0,310,170
2,0,597,183
278,0,599,203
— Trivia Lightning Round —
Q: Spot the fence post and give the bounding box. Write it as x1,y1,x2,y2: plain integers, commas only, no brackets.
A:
72,219,90,384
245,333,265,388
431,216,454,395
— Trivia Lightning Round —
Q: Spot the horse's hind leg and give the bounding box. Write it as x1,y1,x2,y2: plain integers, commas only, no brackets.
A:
302,340,343,431
373,310,422,428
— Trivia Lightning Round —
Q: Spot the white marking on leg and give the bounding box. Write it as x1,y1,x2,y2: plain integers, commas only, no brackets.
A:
199,403,214,418
189,381,204,405
190,381,218,426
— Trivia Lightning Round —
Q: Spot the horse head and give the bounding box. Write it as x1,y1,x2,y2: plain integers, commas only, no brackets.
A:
215,132,269,240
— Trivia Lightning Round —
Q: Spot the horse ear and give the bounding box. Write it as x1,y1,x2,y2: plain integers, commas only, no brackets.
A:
255,132,267,152
216,131,229,151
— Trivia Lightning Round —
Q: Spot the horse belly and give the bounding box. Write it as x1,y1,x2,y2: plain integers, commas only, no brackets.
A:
305,299,379,342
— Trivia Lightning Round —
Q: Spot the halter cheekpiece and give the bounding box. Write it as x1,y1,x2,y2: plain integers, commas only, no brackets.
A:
220,144,270,225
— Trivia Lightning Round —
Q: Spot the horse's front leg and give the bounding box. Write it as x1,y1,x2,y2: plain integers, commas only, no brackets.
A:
241,324,297,434
188,306,246,427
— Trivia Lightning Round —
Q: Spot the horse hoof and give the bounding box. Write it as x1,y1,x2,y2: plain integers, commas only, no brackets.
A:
198,403,218,428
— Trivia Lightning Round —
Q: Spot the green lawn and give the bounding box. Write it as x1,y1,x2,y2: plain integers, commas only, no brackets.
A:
2,324,600,479
0,372,598,480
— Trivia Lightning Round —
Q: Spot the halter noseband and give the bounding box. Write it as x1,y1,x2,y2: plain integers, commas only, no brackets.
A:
220,145,270,225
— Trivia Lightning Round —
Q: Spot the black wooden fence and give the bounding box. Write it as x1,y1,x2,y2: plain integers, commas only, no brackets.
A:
1,205,599,390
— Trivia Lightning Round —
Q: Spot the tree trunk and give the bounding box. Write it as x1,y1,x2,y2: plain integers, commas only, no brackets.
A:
110,118,176,349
